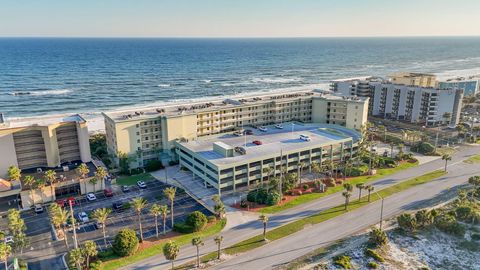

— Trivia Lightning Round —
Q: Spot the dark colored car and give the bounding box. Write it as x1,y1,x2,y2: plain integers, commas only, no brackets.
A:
122,185,131,193
252,140,262,145
113,202,123,210
243,129,253,135
234,146,246,155
104,188,114,197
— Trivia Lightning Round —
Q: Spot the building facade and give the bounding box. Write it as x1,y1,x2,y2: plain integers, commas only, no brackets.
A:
388,72,437,88
0,114,92,178
103,91,369,168
438,78,479,97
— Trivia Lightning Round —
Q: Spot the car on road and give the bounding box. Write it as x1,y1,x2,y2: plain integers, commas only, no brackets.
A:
252,140,262,145
77,212,89,223
137,181,147,189
300,134,311,141
4,236,13,244
243,129,253,135
112,202,123,210
122,185,131,193
86,193,97,201
275,124,284,129
258,126,267,132
234,146,246,155
104,188,114,197
34,204,44,213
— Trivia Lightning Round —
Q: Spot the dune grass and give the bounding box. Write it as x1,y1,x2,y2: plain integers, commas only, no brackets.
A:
260,161,418,214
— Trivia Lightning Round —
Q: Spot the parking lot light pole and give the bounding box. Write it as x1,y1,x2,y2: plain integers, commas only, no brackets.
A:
69,200,79,249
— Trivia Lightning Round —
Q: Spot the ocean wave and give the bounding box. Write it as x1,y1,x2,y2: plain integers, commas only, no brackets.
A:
251,77,302,84
201,79,212,83
157,84,171,87
10,89,73,96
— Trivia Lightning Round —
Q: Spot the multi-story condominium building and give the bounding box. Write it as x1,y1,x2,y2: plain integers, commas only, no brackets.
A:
176,123,361,194
388,72,437,88
331,77,463,126
438,77,480,97
103,91,369,169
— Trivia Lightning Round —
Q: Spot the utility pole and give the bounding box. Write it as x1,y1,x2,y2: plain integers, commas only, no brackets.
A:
374,191,385,231
69,200,78,249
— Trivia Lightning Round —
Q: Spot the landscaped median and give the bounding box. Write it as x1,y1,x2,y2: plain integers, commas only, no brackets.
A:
182,170,445,268
115,173,155,186
464,154,480,164
99,219,226,270
260,161,418,214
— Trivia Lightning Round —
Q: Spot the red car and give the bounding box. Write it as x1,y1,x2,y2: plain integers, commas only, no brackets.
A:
56,197,76,207
252,140,262,145
104,188,114,197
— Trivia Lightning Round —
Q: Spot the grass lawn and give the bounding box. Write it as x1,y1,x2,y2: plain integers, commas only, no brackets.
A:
100,219,226,270
435,147,457,156
115,173,155,186
260,161,418,214
188,170,445,267
464,154,480,164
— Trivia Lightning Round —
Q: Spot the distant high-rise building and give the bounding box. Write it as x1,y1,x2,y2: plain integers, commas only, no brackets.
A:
388,72,437,88
438,77,480,97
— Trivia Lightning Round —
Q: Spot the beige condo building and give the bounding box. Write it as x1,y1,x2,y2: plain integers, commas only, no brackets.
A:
103,90,369,169
389,72,437,88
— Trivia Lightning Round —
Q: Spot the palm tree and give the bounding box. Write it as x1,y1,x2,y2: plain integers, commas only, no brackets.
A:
0,242,12,270
23,175,36,205
163,240,180,270
356,183,365,200
159,205,169,235
262,167,274,189
150,204,162,238
212,195,225,218
7,166,21,182
214,235,224,260
342,191,351,210
132,198,147,242
92,208,111,246
94,166,108,190
36,179,46,203
366,185,375,202
49,204,70,250
259,214,269,241
163,187,177,228
191,237,204,268
343,159,353,180
82,240,98,268
44,170,57,200
69,248,85,270
442,154,452,172
76,163,90,192
297,161,305,184
343,183,353,192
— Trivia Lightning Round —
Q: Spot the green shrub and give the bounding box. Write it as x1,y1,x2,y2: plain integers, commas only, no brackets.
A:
365,248,385,262
145,160,164,172
173,222,194,233
471,233,480,241
455,206,473,221
368,228,388,247
266,191,282,206
185,211,208,232
112,229,139,257
434,214,465,236
303,184,309,190
333,255,351,269
367,261,378,269
240,199,248,208
397,213,417,232
247,188,268,204
97,249,115,260
207,215,217,223
348,165,368,177
122,202,132,210
411,142,435,155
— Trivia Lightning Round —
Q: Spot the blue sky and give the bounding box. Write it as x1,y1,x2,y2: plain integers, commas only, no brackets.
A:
1,0,479,37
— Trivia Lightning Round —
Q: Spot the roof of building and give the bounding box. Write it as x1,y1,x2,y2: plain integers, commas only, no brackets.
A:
389,72,436,78
0,114,86,130
178,123,361,167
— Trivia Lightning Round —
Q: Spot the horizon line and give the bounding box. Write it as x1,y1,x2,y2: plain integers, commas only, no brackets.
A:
1,35,480,39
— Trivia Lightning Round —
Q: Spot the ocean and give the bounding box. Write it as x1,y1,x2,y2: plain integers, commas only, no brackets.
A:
1,37,480,128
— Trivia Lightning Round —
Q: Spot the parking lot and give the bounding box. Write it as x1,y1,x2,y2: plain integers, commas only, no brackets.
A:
0,178,212,261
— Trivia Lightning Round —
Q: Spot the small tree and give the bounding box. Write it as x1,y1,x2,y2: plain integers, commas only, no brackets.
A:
214,235,223,260
343,183,353,192
212,195,225,218
69,248,85,270
366,185,374,202
191,237,204,268
442,154,452,172
82,240,98,268
150,203,162,238
0,242,11,270
356,183,365,200
397,213,417,232
259,214,269,241
159,205,169,235
50,204,70,249
342,191,351,210
7,166,21,182
163,240,180,270
132,198,147,242
186,211,208,232
76,163,90,191
415,210,433,228
44,169,57,199
112,229,139,257
368,227,388,247
164,187,177,228
92,208,111,246
23,175,36,205
95,166,108,190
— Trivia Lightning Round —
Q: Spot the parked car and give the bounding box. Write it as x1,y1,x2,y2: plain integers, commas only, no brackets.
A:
252,140,262,145
112,201,123,210
274,124,284,129
56,197,76,207
243,129,253,135
77,212,89,223
34,204,44,214
122,185,131,193
103,188,114,197
94,222,103,229
86,193,97,201
258,126,267,132
4,236,13,244
234,146,247,155
233,129,244,136
137,181,147,189
300,134,311,141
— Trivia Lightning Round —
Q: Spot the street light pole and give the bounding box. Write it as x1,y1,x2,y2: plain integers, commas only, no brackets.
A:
69,200,78,249
374,191,385,231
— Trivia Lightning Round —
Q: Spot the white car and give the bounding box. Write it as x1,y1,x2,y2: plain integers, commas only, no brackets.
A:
137,181,147,189
77,212,89,223
86,193,97,201
258,126,267,132
274,124,284,129
300,134,311,141
4,236,13,244
34,204,44,213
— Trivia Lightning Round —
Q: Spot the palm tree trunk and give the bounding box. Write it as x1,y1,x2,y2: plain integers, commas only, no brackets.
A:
196,246,200,267
444,161,448,172
4,260,7,270
368,191,371,202
263,223,267,240
217,244,221,259
103,227,107,246
171,201,174,228
86,256,90,269
358,190,362,200
62,227,69,250
138,213,143,241
171,260,174,270
155,216,159,238
163,216,166,235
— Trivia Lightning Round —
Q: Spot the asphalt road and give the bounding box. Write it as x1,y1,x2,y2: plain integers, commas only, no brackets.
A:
124,145,480,270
